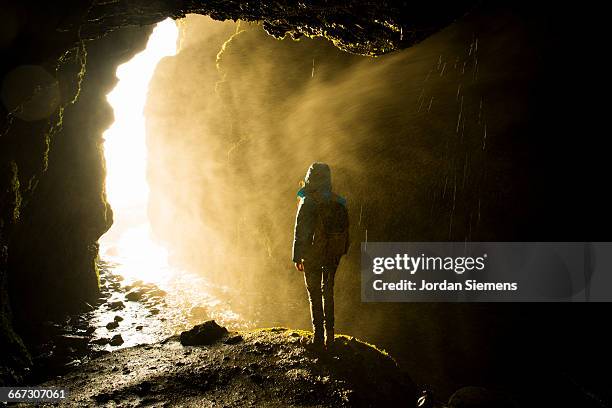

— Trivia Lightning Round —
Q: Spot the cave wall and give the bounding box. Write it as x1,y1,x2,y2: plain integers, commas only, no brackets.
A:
8,27,156,322
0,24,153,385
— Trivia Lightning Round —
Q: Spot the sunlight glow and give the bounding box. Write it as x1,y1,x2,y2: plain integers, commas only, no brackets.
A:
100,19,178,283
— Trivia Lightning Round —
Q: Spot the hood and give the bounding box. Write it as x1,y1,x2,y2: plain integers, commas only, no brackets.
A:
303,162,331,194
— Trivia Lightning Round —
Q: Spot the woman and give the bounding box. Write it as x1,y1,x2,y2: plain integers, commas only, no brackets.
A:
292,162,349,349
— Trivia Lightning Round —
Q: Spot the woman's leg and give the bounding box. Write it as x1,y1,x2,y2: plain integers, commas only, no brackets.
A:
304,264,324,345
322,265,337,346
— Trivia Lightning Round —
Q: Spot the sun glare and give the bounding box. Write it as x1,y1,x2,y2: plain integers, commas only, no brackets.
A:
100,19,178,283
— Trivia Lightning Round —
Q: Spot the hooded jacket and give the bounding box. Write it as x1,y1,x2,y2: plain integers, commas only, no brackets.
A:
292,163,347,263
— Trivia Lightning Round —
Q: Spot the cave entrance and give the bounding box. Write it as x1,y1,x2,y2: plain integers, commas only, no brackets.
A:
99,19,177,284
94,19,245,348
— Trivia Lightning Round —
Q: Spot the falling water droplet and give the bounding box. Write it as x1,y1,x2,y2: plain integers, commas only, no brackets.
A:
482,122,487,150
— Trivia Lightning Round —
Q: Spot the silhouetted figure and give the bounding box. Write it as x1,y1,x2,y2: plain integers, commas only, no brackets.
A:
292,162,349,349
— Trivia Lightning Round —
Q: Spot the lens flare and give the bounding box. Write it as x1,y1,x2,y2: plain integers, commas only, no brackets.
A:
100,19,178,283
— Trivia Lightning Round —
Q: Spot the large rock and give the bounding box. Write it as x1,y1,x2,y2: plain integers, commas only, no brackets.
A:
179,320,228,346
109,335,124,347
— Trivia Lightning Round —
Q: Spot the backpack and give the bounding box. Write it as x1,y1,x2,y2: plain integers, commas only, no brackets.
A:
312,194,349,265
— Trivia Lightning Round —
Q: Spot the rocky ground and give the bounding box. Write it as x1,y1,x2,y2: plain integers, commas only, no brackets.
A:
10,264,519,408
23,324,415,407
11,265,520,407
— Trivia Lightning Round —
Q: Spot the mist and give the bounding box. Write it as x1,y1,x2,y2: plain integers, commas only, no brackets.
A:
144,11,548,395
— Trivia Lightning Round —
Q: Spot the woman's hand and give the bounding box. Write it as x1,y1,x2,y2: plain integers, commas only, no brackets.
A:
294,262,304,272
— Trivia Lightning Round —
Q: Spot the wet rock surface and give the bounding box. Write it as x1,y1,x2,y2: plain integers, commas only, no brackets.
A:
18,262,246,385
25,327,415,407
